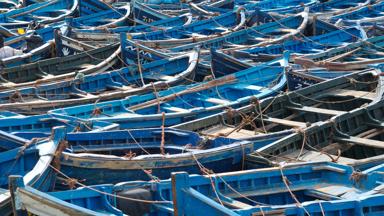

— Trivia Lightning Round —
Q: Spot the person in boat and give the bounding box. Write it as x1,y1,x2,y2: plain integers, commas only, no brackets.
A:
0,35,23,59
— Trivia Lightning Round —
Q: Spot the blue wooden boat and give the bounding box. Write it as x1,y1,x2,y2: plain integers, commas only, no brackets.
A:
211,51,355,83
132,1,172,24
0,114,118,139
287,67,357,90
0,25,69,68
77,0,111,15
137,0,226,6
49,53,289,129
71,12,192,34
74,8,246,48
293,35,384,71
139,0,233,15
169,14,346,53
0,0,79,29
120,34,169,64
67,4,131,30
209,27,365,76
0,0,113,31
244,0,371,16
227,26,365,64
167,162,384,216
174,70,382,141
52,127,288,184
119,35,214,77
0,126,65,216
8,162,384,215
78,1,172,29
243,0,317,14
308,0,371,16
0,0,24,13
150,0,188,3
0,0,118,68
188,0,234,16
247,96,384,170
0,128,32,153
0,42,120,90
330,1,384,26
131,6,242,39
165,9,311,52
0,48,199,113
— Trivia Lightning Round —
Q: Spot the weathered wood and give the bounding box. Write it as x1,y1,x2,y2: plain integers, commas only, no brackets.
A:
262,117,308,128
287,106,347,116
334,136,384,149
220,199,253,209
204,97,230,105
330,89,377,100
201,125,257,139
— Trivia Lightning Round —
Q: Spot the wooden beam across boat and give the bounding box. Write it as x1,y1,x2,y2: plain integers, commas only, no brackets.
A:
261,117,309,128
287,106,347,116
334,136,384,149
328,89,377,100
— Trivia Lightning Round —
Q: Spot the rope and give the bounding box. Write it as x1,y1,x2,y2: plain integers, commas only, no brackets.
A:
151,82,161,113
191,153,224,206
135,43,146,86
191,153,268,214
2,138,43,180
278,164,311,216
160,112,166,155
295,129,307,160
256,100,267,133
124,129,151,155
224,91,283,137
240,142,245,170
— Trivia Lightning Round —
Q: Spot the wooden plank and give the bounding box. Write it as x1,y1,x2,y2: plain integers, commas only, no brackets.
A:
262,117,308,128
220,199,253,209
366,122,384,129
330,89,376,100
334,136,384,149
357,128,384,139
145,74,174,81
287,106,346,116
69,93,97,99
163,106,189,113
279,150,356,164
0,188,9,203
231,84,264,91
304,189,342,201
315,185,357,197
201,125,257,139
204,97,230,105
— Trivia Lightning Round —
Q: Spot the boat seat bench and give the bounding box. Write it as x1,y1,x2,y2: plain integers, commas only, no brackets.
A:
260,117,308,128
287,106,347,116
144,74,174,81
329,89,376,100
218,198,253,209
334,136,384,149
199,97,231,105
230,84,264,91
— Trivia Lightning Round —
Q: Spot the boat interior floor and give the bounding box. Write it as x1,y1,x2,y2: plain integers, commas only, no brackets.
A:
218,182,370,209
